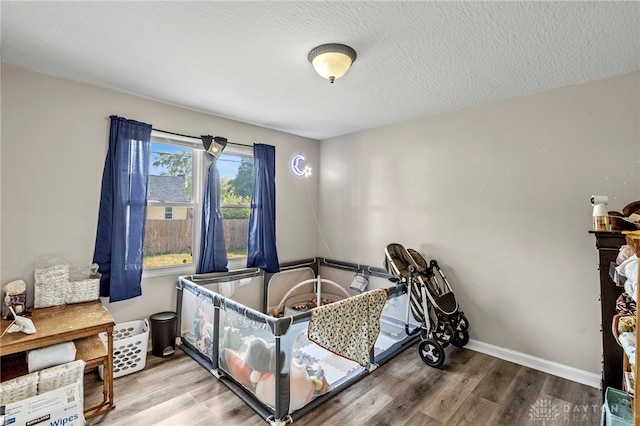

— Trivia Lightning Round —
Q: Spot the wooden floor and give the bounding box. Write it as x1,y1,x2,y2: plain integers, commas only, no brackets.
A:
85,344,601,426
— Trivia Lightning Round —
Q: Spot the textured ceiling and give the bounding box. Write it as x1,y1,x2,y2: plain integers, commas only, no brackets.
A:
2,1,639,140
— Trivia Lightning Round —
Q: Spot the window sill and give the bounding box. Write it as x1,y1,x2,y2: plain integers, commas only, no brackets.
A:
142,259,247,279
228,258,248,271
142,264,196,279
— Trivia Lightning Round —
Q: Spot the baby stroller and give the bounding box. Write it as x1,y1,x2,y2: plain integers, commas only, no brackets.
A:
384,243,469,368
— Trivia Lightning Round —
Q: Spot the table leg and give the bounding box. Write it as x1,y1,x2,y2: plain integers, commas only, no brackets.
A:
106,326,114,408
82,327,116,419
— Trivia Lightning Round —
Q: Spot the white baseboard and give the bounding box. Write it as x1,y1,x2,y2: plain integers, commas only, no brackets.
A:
464,339,601,389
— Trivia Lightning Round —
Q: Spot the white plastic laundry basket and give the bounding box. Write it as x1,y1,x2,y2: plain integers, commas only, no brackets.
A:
99,319,149,379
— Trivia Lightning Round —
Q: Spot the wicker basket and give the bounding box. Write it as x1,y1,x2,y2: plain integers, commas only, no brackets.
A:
65,278,100,304
33,263,100,308
33,264,69,308
33,265,100,308
99,319,150,379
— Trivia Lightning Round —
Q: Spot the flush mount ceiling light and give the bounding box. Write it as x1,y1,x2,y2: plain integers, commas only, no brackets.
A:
308,43,357,84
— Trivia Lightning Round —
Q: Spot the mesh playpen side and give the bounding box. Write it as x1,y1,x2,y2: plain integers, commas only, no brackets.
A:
176,259,420,425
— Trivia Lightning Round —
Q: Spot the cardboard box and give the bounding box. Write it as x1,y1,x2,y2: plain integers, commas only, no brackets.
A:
3,382,84,426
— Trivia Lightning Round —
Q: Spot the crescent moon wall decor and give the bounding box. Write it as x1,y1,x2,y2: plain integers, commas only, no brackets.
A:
290,153,312,177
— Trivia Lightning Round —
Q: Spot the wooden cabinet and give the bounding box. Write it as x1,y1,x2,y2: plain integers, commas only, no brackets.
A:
592,231,627,396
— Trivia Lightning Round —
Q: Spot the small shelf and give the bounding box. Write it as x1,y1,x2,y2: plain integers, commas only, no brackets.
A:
75,335,108,370
0,352,29,382
621,232,640,424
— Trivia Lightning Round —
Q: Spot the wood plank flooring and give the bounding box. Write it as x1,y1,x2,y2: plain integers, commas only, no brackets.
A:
85,344,601,425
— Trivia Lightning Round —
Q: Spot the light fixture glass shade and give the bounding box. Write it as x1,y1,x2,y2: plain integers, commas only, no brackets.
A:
308,43,357,83
311,52,352,81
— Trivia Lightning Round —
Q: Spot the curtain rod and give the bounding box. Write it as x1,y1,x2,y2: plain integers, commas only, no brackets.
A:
152,127,252,148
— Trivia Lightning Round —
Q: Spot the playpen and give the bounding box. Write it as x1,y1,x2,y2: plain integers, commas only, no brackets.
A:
176,258,420,426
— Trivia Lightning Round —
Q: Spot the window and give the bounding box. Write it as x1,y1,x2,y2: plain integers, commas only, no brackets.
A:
218,146,254,267
164,206,173,220
143,133,201,272
142,132,254,274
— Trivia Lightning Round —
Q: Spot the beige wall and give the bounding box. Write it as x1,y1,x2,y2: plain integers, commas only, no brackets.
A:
2,63,639,381
0,65,320,324
319,71,640,376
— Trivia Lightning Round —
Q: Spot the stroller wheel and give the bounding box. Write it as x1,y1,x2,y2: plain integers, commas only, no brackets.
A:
418,339,445,368
434,323,454,347
452,330,470,347
453,314,469,332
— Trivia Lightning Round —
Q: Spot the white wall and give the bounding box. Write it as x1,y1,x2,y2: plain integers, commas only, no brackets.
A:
318,71,640,375
0,65,320,324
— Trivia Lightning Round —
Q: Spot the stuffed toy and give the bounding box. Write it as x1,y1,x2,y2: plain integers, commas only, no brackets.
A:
243,338,319,410
244,338,277,373
254,361,315,411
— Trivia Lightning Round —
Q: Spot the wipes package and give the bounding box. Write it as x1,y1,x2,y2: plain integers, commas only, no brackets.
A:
3,381,84,426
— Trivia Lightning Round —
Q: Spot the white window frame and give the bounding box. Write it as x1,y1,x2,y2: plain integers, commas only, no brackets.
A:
143,131,203,278
142,132,254,277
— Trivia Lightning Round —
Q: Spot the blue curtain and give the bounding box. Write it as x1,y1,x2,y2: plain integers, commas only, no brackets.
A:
93,116,152,302
247,144,279,272
196,136,228,273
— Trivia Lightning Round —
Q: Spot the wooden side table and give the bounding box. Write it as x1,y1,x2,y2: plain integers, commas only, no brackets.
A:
0,300,116,419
